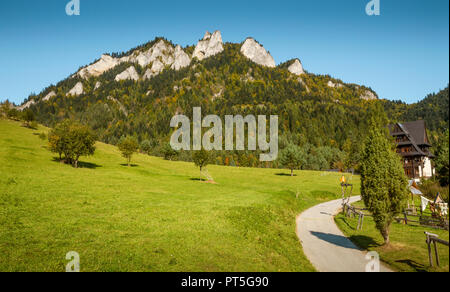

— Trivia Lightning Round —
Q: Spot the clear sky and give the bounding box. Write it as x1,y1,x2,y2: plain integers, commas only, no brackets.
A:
0,0,448,104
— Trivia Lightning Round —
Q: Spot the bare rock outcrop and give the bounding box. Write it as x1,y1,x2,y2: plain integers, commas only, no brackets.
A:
94,81,101,90
78,54,120,79
288,59,305,75
67,82,84,96
360,90,378,100
171,45,191,70
115,66,139,82
192,31,224,61
17,100,36,111
240,38,275,68
42,91,56,101
131,40,175,67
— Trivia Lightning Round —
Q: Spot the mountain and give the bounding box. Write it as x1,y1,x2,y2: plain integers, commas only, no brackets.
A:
383,86,449,132
16,30,392,169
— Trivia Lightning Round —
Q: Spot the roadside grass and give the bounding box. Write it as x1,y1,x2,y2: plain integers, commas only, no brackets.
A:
335,202,449,272
0,119,355,272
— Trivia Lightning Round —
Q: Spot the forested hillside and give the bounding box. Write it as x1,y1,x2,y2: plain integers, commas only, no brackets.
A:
5,35,448,171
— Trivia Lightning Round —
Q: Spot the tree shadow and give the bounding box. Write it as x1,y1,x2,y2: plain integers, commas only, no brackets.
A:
310,231,361,250
348,235,380,249
51,157,102,169
120,164,139,167
395,259,428,272
275,173,297,177
190,178,207,182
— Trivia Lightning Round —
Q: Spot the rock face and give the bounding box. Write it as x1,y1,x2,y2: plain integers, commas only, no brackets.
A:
18,100,35,111
131,40,175,67
78,54,120,79
67,82,84,96
192,31,224,60
240,38,276,68
94,81,101,90
288,59,305,75
115,66,139,82
171,45,191,70
360,90,378,100
42,91,56,101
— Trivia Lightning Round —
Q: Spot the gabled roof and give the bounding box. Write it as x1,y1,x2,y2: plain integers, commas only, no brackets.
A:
389,120,434,158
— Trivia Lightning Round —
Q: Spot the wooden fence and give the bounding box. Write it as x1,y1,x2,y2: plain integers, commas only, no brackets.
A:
424,232,449,267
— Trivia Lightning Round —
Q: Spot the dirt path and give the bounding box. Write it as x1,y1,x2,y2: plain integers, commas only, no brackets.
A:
296,196,392,272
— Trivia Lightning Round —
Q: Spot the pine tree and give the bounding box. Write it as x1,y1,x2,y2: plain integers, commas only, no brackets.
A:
360,120,408,245
280,144,306,176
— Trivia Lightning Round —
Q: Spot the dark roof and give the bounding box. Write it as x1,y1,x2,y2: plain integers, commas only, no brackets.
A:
389,120,434,158
400,120,430,145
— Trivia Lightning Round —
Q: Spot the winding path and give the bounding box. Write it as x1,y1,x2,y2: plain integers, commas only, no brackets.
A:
296,196,393,272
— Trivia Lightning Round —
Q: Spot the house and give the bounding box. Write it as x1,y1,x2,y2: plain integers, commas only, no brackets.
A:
389,120,435,180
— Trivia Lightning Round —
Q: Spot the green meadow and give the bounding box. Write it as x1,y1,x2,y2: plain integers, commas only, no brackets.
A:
0,119,352,272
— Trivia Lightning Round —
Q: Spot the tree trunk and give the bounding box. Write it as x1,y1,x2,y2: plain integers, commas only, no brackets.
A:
291,168,294,177
381,226,390,245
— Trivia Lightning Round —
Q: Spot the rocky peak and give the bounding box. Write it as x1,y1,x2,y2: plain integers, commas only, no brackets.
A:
115,66,139,82
192,30,224,61
132,40,175,67
360,90,378,100
78,54,120,79
288,59,305,75
171,45,191,70
240,38,276,68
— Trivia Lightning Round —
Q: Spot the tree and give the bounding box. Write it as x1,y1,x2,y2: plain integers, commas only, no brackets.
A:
68,124,96,168
435,130,449,186
118,136,139,166
360,120,408,245
192,149,211,179
48,120,72,162
140,140,153,155
48,120,96,167
22,109,35,128
162,143,178,161
280,144,306,176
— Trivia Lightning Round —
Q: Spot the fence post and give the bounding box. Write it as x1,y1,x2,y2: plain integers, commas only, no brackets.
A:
425,233,433,267
433,240,440,267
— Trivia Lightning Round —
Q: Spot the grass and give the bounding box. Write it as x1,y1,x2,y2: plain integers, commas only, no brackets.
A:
335,201,449,272
0,119,356,272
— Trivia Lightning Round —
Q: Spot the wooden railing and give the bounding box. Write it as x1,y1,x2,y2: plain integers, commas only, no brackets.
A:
424,232,449,267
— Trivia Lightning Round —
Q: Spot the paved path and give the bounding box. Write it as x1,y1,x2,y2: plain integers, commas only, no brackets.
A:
296,196,392,272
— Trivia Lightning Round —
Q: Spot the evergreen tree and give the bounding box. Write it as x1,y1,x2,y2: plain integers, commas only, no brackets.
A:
360,120,408,245
279,144,306,176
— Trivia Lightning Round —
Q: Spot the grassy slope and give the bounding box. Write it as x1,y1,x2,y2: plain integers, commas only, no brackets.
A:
335,201,449,272
0,119,354,272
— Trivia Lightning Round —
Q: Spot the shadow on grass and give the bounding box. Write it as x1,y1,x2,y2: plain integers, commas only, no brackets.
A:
120,164,139,167
395,259,428,272
347,235,380,249
190,178,208,182
275,173,297,177
51,157,102,169
310,231,361,250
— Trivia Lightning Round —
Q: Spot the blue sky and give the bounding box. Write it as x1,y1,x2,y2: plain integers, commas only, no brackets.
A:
0,0,448,104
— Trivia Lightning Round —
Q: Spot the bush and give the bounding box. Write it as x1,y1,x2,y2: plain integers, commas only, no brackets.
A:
419,179,449,203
